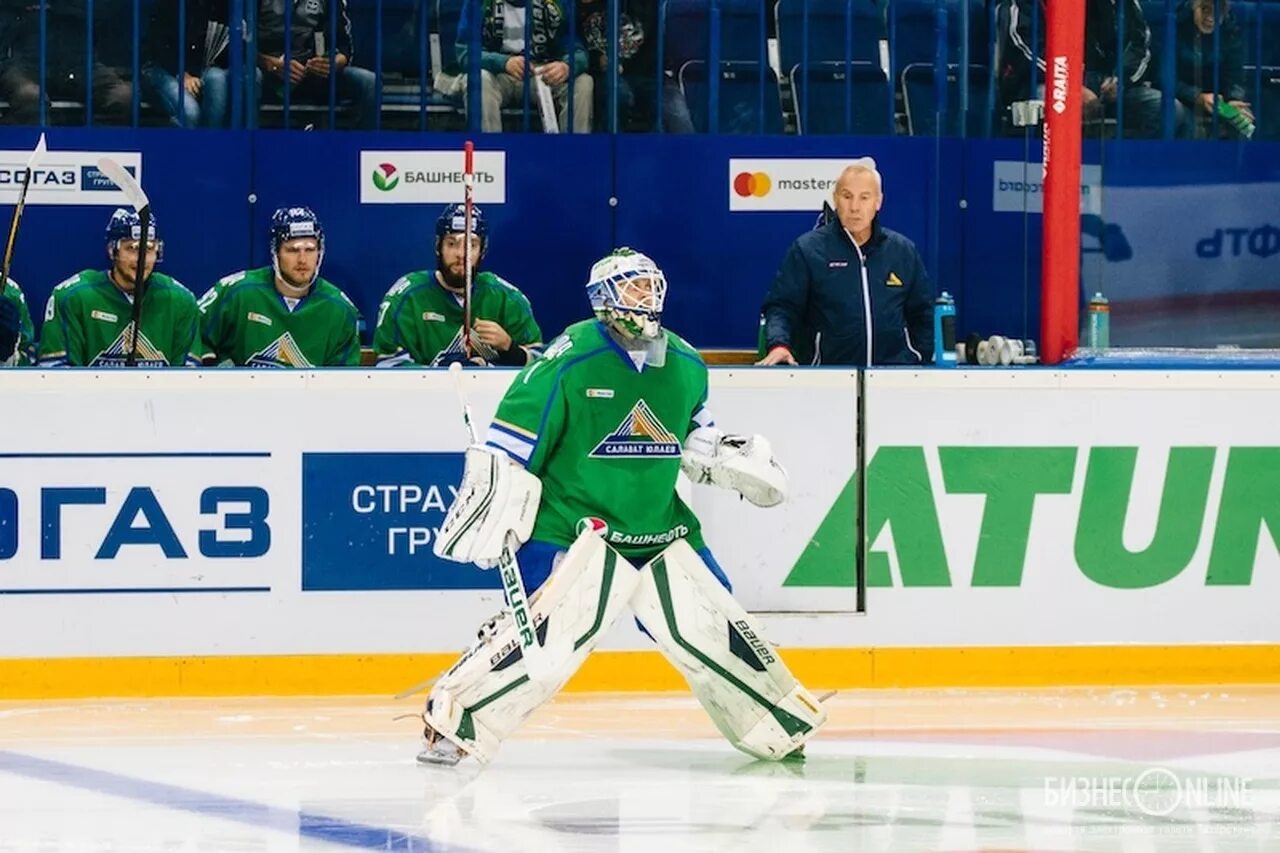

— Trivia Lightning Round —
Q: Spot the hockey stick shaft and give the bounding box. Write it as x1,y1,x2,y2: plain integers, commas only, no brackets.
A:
0,133,46,299
462,140,474,357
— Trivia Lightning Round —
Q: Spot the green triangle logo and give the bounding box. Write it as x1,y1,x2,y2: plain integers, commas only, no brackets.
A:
783,474,857,587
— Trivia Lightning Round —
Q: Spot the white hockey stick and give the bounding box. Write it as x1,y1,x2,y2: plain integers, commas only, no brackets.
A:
448,362,555,681
96,156,153,367
1,132,45,298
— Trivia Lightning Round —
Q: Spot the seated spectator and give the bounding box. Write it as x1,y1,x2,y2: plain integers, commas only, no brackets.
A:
579,0,693,132
437,0,593,133
1001,0,1163,139
0,277,35,366
196,207,361,367
39,210,200,367
0,0,133,125
373,203,542,367
1171,0,1253,138
142,0,232,128
255,0,376,130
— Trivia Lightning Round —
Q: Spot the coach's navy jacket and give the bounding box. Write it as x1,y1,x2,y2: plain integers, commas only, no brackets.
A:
762,217,935,366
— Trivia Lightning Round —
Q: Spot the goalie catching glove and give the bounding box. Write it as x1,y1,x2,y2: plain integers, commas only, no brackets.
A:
433,445,542,568
680,427,788,507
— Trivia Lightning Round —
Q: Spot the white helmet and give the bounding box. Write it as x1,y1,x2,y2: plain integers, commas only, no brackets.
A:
586,248,667,341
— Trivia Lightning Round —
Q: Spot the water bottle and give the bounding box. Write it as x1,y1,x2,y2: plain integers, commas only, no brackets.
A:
1086,293,1110,349
934,292,956,367
1216,100,1255,140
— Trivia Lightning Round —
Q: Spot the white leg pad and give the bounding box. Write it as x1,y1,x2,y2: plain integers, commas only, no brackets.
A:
423,531,637,763
631,539,828,761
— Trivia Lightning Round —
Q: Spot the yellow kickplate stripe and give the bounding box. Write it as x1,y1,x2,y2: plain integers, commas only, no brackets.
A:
1,645,1278,699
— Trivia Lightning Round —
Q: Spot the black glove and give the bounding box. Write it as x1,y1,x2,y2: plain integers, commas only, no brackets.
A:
0,296,20,361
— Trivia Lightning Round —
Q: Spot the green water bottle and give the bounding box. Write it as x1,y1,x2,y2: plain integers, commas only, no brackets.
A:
1087,293,1110,349
1217,100,1255,139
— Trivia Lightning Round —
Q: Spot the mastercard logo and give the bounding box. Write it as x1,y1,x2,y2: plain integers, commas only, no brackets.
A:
733,171,771,198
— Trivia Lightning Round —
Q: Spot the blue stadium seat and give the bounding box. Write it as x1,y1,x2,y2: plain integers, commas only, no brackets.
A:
1260,0,1280,68
895,0,991,135
894,0,987,67
789,61,892,134
663,0,771,70
902,63,992,135
776,0,885,72
679,60,784,133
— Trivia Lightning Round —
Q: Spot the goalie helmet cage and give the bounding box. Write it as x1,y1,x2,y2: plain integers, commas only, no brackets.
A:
1041,0,1086,364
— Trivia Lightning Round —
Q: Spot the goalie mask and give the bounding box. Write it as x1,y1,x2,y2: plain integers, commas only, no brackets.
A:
105,208,163,262
587,248,667,341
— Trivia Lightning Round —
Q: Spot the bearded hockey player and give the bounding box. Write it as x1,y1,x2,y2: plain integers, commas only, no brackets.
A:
38,209,199,367
196,206,361,367
419,248,828,766
373,203,542,367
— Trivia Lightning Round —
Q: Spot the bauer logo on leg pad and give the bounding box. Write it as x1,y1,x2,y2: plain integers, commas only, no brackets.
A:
502,563,536,648
732,620,777,666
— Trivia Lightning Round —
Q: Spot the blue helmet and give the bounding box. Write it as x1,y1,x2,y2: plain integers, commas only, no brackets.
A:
269,206,324,286
105,207,162,260
435,202,487,260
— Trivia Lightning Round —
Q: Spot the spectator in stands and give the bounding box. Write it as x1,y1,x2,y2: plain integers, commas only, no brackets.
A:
578,0,693,132
0,0,133,125
1171,0,1253,138
255,0,376,129
758,158,934,367
142,0,232,128
1000,0,1163,138
440,0,593,133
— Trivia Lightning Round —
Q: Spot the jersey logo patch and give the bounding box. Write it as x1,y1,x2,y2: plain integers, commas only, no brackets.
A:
91,309,119,323
90,324,168,367
576,516,610,537
247,311,273,326
585,388,614,398
422,311,445,322
589,399,681,459
887,272,903,286
247,332,314,368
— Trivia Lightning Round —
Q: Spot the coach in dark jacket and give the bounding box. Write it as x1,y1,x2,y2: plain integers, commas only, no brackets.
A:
759,159,934,367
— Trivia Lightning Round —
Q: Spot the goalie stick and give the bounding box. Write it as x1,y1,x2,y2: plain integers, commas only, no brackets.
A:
448,361,557,683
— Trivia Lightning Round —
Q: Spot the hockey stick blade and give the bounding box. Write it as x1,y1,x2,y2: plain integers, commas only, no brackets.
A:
95,156,150,214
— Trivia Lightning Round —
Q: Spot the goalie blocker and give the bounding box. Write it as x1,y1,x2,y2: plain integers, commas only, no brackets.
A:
420,528,827,766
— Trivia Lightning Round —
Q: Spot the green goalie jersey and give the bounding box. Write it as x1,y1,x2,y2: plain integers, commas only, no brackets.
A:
2,278,35,366
486,320,713,560
38,270,199,367
372,270,542,367
196,267,361,367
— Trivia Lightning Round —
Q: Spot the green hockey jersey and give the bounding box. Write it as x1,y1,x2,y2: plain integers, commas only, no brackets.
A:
38,270,199,367
1,278,35,366
196,267,361,367
372,270,542,367
486,320,713,560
